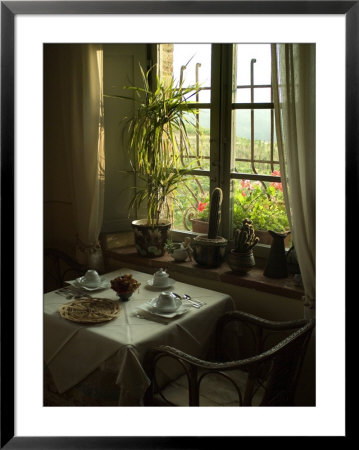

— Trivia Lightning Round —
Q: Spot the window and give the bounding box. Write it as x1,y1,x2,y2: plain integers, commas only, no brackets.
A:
162,44,290,245
165,44,212,232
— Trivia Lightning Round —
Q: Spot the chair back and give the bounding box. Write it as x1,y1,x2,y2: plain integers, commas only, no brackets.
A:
144,312,315,407
44,248,86,292
242,320,315,405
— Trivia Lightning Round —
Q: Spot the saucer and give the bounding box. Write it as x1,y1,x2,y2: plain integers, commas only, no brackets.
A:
73,277,110,291
147,296,182,314
146,278,175,289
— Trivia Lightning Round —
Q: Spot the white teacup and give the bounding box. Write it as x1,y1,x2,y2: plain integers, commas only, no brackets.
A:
83,270,101,287
153,291,180,313
152,268,169,287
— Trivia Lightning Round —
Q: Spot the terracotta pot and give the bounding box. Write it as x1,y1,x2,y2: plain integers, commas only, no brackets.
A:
227,249,255,274
191,219,209,234
132,219,171,258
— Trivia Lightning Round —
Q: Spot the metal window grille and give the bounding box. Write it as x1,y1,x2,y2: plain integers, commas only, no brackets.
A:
231,57,281,184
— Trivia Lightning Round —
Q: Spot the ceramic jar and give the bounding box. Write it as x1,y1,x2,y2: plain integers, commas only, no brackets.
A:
227,249,255,274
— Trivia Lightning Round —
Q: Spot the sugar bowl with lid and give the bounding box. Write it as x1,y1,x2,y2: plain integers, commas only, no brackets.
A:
152,268,169,287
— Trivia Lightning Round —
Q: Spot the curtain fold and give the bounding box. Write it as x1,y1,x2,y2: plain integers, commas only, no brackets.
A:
271,44,316,318
56,44,105,271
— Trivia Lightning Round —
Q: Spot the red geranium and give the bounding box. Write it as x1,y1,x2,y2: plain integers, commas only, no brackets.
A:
197,202,208,212
270,170,283,191
240,179,252,189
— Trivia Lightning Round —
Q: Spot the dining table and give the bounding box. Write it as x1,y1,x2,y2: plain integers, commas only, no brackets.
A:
44,267,235,406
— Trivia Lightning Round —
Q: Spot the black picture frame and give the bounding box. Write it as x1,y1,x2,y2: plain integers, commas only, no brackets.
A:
1,1,352,447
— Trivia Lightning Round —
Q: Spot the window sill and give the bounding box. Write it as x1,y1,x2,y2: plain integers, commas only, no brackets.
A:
104,245,304,300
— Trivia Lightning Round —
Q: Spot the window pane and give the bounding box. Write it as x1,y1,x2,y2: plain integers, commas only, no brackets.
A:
172,176,210,230
231,179,290,233
172,110,211,171
254,87,272,103
235,44,272,104
173,44,212,103
236,43,272,86
232,109,279,175
236,87,272,103
236,87,251,103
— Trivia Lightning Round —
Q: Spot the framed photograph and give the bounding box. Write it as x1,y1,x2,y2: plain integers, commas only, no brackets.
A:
1,1,352,447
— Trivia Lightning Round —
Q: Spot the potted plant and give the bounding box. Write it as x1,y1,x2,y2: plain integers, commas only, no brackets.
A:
192,187,228,268
190,173,291,246
227,219,260,274
233,174,291,246
113,65,201,257
190,200,210,233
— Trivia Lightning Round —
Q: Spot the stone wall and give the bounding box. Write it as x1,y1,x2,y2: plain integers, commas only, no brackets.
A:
158,44,174,81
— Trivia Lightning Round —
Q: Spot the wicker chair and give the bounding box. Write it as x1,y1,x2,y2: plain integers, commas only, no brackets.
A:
44,248,87,293
143,311,315,406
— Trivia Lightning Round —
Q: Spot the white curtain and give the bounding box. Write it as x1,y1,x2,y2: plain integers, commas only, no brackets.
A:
57,44,105,271
271,44,316,318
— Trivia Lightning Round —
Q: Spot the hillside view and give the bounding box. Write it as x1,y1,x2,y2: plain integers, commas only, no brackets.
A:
197,109,276,142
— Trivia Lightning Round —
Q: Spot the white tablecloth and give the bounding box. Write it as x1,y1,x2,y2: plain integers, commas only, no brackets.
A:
44,268,235,405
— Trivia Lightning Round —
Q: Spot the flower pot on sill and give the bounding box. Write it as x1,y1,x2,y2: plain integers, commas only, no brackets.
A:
191,219,209,234
132,219,171,258
227,249,255,275
192,235,228,268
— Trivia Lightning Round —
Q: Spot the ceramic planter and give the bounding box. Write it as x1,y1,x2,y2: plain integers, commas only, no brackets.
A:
227,249,255,274
132,219,171,258
192,236,228,268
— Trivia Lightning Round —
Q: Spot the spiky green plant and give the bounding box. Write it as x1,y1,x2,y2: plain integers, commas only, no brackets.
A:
107,65,201,226
233,218,260,252
208,187,223,239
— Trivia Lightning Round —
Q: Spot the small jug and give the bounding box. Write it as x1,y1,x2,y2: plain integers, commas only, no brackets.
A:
264,230,291,278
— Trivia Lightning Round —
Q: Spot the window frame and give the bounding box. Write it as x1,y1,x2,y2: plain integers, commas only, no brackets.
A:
161,43,286,250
